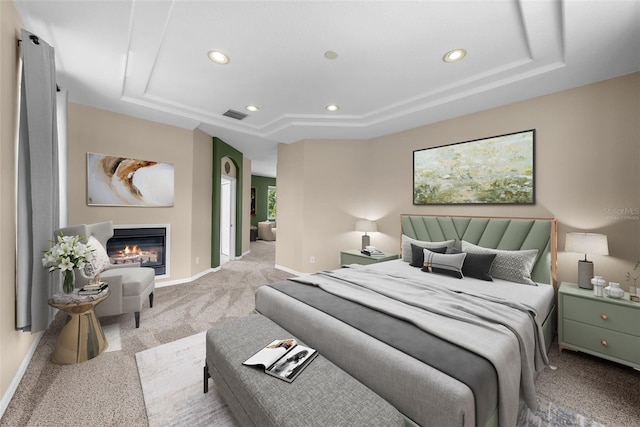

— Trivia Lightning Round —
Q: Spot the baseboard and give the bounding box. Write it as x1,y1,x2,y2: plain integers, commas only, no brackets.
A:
155,267,220,288
274,264,303,276
0,331,44,419
155,251,257,288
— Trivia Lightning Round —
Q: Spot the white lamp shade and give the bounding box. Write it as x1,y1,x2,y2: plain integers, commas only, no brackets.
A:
565,232,609,256
355,219,377,233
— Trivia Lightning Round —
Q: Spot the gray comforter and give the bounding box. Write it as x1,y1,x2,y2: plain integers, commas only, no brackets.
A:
290,265,550,427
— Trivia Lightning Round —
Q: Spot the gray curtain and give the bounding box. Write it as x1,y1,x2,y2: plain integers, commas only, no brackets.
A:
16,30,60,332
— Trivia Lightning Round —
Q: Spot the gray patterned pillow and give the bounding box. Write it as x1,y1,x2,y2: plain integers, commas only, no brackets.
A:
401,234,455,262
461,240,539,285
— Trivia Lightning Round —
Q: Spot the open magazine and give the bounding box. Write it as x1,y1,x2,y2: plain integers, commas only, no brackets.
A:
242,339,318,383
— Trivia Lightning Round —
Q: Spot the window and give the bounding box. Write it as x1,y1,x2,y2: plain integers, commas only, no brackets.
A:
267,186,277,220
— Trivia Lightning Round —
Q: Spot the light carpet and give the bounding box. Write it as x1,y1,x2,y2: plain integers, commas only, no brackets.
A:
136,332,238,427
137,331,605,427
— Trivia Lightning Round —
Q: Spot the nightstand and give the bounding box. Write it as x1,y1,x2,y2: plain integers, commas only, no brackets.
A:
340,249,398,266
558,281,639,369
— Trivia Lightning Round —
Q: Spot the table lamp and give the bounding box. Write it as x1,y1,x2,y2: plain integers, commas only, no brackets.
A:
355,219,377,250
565,232,609,289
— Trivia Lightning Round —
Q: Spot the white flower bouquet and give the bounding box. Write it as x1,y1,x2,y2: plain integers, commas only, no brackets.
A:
42,234,92,293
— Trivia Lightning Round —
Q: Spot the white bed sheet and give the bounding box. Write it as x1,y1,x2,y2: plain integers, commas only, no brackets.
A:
351,259,555,325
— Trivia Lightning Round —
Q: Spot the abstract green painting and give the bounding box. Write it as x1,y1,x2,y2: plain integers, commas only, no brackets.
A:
413,130,535,205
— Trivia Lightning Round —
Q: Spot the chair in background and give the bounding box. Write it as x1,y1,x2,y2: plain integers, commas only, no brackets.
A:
55,221,155,328
257,221,276,241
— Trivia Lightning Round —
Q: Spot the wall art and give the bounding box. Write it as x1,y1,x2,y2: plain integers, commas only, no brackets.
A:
87,152,174,207
413,129,535,205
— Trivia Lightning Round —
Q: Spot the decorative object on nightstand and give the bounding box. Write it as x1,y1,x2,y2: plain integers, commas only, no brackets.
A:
355,219,377,250
565,232,609,289
591,276,606,297
340,249,397,266
625,261,640,302
604,282,625,299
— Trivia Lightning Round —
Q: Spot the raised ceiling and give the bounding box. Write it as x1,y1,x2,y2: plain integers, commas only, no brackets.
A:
14,0,640,177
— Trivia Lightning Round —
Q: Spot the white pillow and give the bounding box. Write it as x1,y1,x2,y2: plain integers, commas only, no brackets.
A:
401,234,455,262
461,240,539,285
85,236,110,276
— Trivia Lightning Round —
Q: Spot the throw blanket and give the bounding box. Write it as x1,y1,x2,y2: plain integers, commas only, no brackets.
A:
290,265,549,427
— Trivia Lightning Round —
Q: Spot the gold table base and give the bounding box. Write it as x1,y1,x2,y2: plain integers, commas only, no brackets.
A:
48,290,110,364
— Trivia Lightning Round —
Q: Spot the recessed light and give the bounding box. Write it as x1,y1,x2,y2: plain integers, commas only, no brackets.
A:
326,104,339,112
245,105,260,113
443,49,467,63
324,50,338,60
208,50,230,64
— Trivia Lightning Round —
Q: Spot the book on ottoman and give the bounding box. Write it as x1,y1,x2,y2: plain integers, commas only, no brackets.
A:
243,339,317,383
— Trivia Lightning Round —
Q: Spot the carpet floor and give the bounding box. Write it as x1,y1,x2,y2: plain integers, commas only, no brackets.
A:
2,240,639,426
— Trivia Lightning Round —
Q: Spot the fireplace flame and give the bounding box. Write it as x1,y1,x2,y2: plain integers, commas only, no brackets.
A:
112,244,159,265
123,245,139,254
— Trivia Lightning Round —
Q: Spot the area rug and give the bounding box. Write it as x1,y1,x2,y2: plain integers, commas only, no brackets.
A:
103,323,122,352
137,332,604,427
135,332,238,427
517,395,606,427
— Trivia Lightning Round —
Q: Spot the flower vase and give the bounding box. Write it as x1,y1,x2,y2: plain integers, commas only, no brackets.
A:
630,281,639,302
63,270,76,294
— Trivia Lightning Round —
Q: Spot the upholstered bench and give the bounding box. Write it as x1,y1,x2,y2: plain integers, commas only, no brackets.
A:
204,314,406,427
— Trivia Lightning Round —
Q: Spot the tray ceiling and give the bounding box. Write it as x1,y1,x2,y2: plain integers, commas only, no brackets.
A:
14,0,640,176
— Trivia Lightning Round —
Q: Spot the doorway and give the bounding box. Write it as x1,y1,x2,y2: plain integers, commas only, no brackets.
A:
220,175,236,265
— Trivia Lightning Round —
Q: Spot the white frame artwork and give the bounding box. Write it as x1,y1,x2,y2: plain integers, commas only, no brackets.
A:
87,152,175,207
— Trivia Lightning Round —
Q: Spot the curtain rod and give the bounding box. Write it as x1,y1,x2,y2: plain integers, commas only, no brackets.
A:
17,34,40,46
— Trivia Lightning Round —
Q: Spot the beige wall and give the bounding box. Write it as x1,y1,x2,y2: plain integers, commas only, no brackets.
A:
275,139,371,272
0,0,37,411
67,103,213,284
190,129,213,273
277,73,640,289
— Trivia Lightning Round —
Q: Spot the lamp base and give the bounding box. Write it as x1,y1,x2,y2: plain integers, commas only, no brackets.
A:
578,260,594,289
361,235,370,251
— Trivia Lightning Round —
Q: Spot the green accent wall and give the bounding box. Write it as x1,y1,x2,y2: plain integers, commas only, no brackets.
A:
251,175,276,227
212,137,243,268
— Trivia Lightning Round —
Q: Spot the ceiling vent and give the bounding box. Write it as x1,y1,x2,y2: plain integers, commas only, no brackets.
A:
223,109,248,120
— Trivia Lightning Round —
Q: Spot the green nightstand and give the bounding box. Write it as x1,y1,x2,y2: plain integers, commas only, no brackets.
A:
558,281,640,369
340,249,398,266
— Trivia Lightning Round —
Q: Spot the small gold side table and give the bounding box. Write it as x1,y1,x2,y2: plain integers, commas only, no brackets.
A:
48,289,110,364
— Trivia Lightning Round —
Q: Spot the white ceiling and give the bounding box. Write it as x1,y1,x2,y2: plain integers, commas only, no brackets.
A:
14,0,640,177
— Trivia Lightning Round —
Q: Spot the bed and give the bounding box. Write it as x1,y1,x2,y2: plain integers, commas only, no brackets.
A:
255,215,558,427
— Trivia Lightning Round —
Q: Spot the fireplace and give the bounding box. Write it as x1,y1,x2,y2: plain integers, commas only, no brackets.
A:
106,225,169,276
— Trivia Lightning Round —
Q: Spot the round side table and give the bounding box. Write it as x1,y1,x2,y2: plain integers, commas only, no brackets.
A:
48,289,110,364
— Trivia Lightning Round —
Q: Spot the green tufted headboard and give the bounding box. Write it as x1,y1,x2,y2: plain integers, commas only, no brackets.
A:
401,215,557,286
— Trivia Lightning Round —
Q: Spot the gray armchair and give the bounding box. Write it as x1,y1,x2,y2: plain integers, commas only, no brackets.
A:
55,221,155,328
